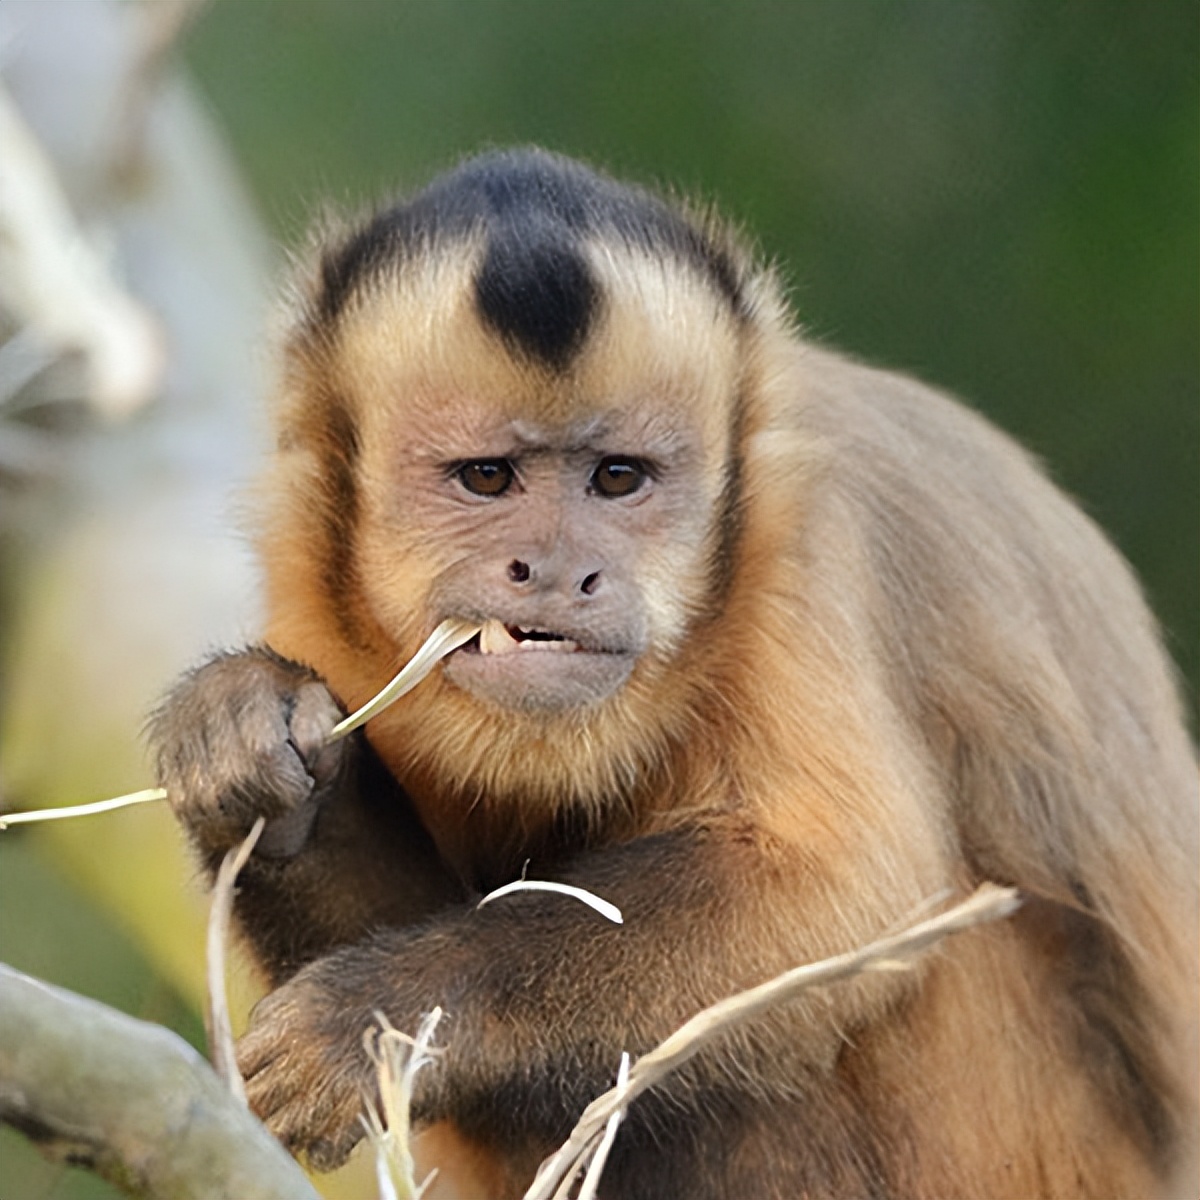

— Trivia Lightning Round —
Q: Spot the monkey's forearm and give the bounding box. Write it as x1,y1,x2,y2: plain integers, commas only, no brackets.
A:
240,815,933,1153
230,747,465,982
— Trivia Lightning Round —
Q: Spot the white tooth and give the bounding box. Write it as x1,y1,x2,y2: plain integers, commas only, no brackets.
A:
480,619,519,655
516,637,580,653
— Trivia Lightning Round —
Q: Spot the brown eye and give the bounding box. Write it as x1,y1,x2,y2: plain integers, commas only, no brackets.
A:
457,460,514,497
591,456,648,498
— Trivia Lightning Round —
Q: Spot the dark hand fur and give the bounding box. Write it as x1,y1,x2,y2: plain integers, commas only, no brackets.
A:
153,650,462,980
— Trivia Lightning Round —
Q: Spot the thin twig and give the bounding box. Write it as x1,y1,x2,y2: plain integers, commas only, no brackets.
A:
0,787,168,829
363,1009,445,1200
206,817,266,1102
0,622,475,834
576,1051,630,1200
524,883,1020,1200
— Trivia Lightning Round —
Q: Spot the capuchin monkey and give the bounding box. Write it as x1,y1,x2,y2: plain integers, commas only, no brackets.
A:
151,149,1197,1199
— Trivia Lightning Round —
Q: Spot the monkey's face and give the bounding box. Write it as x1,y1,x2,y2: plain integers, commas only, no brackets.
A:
332,241,745,717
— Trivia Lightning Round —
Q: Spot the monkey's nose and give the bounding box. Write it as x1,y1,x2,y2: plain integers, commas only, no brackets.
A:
507,558,602,596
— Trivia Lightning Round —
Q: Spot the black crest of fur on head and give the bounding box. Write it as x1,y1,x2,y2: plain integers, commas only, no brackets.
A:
314,147,749,371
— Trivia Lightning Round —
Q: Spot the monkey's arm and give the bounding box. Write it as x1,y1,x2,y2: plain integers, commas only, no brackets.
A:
151,649,464,980
237,812,942,1170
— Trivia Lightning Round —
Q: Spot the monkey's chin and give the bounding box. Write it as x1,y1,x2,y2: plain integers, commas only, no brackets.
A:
442,646,636,713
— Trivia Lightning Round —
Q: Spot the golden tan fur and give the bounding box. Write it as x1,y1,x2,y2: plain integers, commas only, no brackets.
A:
156,150,1197,1197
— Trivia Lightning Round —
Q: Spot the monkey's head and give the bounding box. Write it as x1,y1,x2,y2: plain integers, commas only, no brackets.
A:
264,149,792,820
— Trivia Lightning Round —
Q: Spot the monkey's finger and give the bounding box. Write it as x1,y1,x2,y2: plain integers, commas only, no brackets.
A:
288,680,346,787
260,1080,364,1170
304,1127,363,1173
161,733,311,850
236,1006,296,1082
239,1023,367,1171
237,1044,288,1097
209,698,316,818
245,737,317,815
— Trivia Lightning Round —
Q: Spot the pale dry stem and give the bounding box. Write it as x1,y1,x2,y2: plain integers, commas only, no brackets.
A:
478,878,624,925
0,787,168,829
329,619,481,741
206,816,266,1103
363,1008,445,1200
523,883,1021,1200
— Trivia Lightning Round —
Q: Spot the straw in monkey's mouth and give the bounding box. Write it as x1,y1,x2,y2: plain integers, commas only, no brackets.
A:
328,618,481,739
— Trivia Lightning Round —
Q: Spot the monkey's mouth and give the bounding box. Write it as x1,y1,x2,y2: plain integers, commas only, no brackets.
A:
446,615,635,711
464,618,582,656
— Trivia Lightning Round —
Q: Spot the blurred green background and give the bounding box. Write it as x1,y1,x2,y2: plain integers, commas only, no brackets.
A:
185,0,1197,699
3,1,1195,1196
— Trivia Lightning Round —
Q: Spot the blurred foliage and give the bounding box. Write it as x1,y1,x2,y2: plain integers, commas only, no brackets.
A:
185,0,1197,704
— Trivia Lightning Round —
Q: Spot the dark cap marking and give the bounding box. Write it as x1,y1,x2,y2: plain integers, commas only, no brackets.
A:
313,148,750,372
476,222,599,371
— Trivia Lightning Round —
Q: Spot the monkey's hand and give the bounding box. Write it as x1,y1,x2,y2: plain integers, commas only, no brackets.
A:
237,952,385,1170
151,650,348,864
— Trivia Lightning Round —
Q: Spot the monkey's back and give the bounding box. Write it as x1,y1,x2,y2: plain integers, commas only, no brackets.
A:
777,342,1198,1193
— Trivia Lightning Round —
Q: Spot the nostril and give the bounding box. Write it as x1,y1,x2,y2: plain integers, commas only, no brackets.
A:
508,560,531,584
580,571,600,596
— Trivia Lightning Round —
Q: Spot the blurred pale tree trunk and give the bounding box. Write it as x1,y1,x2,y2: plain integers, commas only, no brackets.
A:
0,1,321,1194
0,7,445,1194
0,0,268,1006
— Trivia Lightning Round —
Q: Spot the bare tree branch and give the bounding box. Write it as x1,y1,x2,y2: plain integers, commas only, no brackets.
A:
0,962,320,1200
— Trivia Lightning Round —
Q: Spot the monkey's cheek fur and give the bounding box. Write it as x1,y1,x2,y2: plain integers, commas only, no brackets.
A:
443,645,637,712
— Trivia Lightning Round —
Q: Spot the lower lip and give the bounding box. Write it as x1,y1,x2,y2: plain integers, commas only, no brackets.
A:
443,643,635,709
